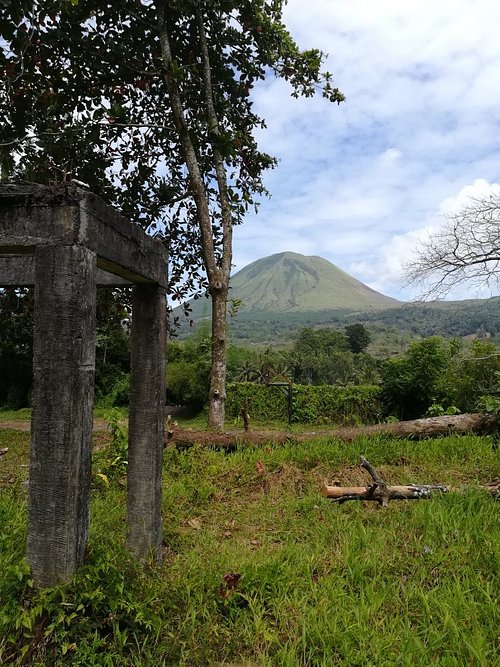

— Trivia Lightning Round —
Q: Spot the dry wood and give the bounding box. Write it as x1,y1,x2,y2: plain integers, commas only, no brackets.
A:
323,456,448,505
323,483,449,503
241,397,250,432
166,412,498,449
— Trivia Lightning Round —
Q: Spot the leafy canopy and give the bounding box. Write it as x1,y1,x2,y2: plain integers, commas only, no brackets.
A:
0,0,344,299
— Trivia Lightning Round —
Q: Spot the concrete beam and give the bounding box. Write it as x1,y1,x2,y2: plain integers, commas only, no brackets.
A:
0,182,167,286
0,254,132,287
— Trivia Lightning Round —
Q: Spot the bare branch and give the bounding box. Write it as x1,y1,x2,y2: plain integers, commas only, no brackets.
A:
405,192,500,299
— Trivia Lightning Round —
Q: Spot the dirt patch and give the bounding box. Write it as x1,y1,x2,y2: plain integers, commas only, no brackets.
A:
0,421,31,432
0,419,112,433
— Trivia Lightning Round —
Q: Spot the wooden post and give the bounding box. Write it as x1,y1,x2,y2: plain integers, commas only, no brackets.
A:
127,283,166,561
28,244,97,587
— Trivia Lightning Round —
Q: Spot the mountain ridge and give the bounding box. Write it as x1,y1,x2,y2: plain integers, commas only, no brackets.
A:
173,252,499,345
182,251,400,319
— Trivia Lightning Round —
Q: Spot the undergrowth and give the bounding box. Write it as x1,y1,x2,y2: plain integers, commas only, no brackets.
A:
0,432,498,665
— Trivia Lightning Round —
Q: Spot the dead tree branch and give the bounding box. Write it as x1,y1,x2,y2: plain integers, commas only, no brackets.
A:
405,192,500,298
323,457,448,505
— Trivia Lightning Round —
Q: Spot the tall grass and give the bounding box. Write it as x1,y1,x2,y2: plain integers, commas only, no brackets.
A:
0,432,498,665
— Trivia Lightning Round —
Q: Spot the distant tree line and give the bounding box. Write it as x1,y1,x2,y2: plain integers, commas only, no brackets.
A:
164,325,499,421
181,297,500,348
1,300,498,423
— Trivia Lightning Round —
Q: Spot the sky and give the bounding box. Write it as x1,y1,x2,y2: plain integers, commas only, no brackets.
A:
232,0,500,301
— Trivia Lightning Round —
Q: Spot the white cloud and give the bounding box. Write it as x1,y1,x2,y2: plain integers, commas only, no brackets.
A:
380,149,402,165
347,179,500,300
232,0,500,301
438,179,500,215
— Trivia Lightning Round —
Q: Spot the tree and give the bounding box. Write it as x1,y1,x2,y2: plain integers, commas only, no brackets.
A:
406,192,500,298
345,323,371,353
0,1,343,428
381,337,451,420
293,327,349,356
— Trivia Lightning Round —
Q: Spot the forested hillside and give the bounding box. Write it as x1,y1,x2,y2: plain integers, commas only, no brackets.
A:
176,296,500,347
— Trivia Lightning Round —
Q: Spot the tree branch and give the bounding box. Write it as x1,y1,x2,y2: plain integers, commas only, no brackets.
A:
0,121,176,147
195,6,233,281
157,2,217,280
405,192,500,298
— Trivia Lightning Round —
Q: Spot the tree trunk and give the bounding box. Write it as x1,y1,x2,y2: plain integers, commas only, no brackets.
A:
158,8,233,431
167,412,498,448
208,283,228,429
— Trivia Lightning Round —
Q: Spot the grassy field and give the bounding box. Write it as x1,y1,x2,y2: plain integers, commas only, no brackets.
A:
0,426,498,666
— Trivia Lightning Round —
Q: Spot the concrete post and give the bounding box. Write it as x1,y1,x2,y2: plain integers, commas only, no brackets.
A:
28,244,97,587
127,283,166,560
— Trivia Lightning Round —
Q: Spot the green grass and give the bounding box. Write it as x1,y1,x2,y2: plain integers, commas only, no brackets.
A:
0,407,32,421
0,407,130,422
0,431,498,665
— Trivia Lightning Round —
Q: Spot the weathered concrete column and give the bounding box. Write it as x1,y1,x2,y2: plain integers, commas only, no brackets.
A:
127,283,166,560
28,244,97,587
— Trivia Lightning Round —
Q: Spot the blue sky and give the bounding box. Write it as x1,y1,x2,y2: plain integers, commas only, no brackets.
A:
232,0,500,301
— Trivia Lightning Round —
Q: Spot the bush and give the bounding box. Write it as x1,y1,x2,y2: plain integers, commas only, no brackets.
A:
166,360,210,411
97,373,130,408
449,340,500,412
226,382,381,425
381,337,451,420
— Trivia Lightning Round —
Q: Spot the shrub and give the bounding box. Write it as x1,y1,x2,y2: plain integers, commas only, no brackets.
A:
166,360,210,411
381,337,451,419
226,382,381,425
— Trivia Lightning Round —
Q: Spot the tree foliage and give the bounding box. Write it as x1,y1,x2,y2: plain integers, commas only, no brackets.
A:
0,288,131,408
449,339,500,413
0,0,344,427
293,327,349,356
0,2,344,287
166,325,211,409
381,337,453,420
380,336,500,419
345,323,371,353
0,288,33,408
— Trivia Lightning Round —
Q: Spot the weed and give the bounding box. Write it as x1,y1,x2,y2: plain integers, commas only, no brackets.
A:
92,410,128,487
0,432,498,665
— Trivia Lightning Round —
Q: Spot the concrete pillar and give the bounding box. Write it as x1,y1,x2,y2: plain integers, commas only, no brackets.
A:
28,245,97,587
127,283,166,560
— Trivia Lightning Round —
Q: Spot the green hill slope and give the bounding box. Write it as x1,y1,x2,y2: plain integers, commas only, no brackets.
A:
174,253,499,346
183,252,399,320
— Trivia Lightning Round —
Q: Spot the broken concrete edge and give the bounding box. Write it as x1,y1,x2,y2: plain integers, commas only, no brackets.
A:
0,182,168,287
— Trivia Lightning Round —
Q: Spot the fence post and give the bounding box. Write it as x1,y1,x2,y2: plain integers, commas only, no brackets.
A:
127,283,166,560
28,244,97,587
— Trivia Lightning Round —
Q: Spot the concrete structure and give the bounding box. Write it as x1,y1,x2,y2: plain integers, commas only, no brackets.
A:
0,182,167,587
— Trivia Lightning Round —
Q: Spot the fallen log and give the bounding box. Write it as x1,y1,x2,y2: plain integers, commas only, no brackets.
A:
323,456,448,505
323,484,448,502
166,412,498,448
